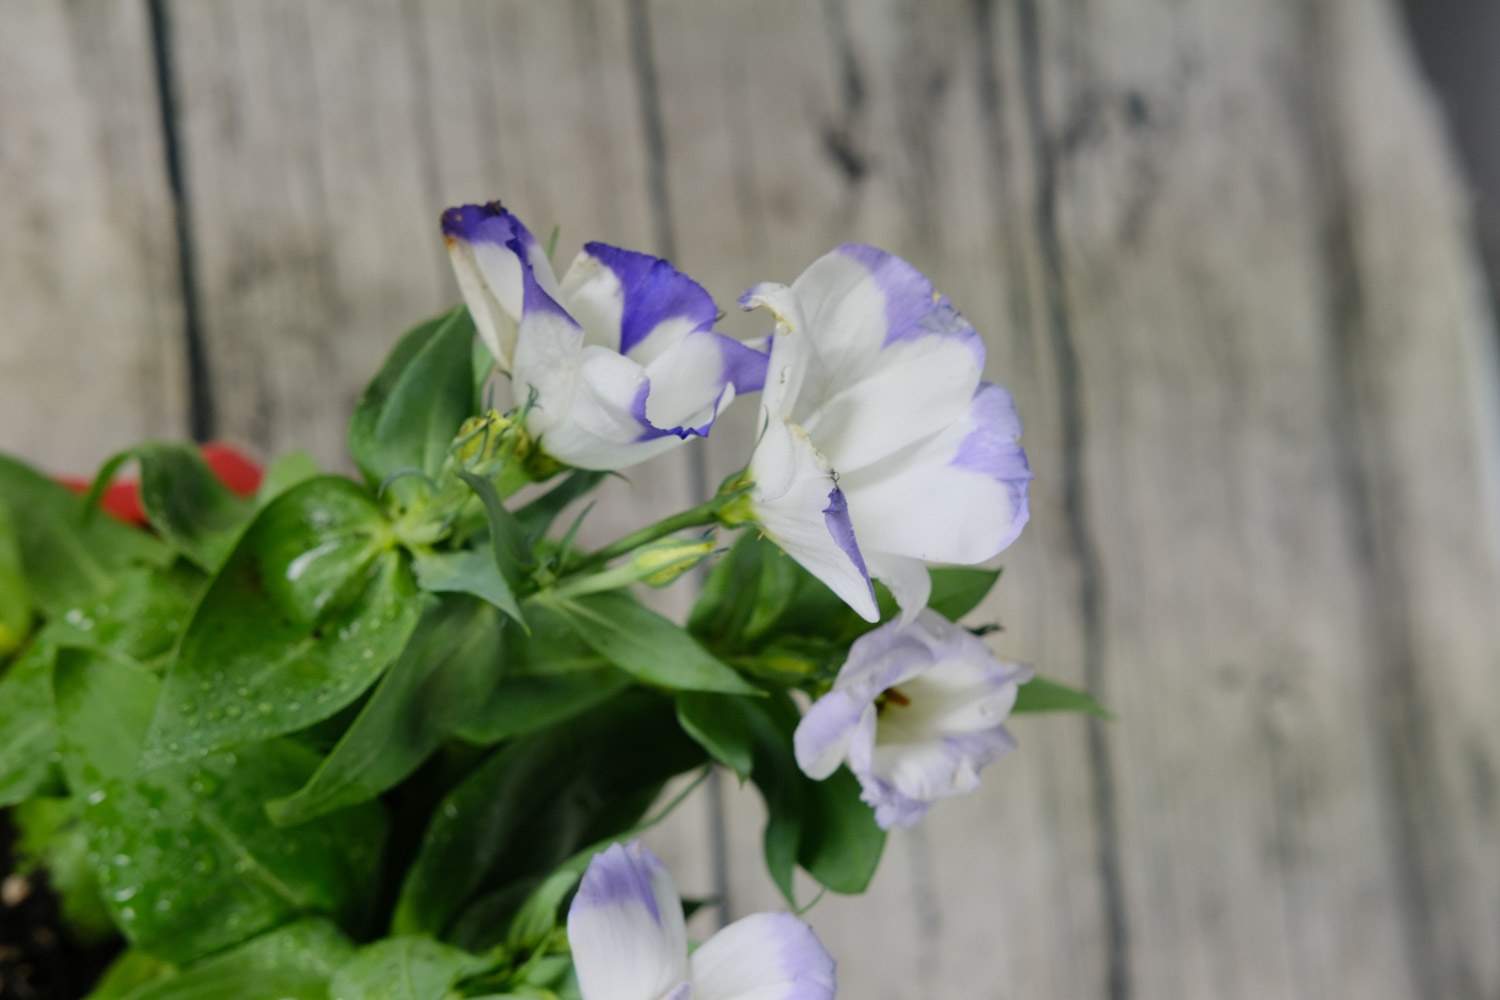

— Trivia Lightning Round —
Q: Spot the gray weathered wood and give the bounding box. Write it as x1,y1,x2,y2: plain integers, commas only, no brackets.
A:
0,1,187,471
2,1,1498,997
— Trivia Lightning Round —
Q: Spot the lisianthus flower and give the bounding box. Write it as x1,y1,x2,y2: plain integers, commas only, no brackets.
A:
793,609,1031,829
567,840,836,1000
738,245,1031,621
442,202,766,471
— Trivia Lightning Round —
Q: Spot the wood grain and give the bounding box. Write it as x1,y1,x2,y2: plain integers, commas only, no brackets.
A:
2,1,1498,997
0,1,187,472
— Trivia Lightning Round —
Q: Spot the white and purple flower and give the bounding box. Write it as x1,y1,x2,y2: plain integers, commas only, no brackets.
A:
442,202,767,470
739,245,1032,622
567,840,836,1000
794,609,1032,830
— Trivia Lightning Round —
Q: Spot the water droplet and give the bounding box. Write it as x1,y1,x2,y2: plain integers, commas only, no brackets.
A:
155,898,174,913
257,702,273,715
112,855,131,868
112,886,137,901
86,790,107,805
179,701,196,714
361,648,374,660
287,701,302,712
225,705,242,719
120,907,137,922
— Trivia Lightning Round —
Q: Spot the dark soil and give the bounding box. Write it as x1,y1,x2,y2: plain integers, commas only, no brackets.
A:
0,812,119,1000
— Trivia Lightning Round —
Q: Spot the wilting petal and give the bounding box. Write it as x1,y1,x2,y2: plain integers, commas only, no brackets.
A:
568,842,689,1000
794,688,869,781
690,913,836,1000
842,382,1031,564
750,418,878,622
740,286,815,421
441,202,559,370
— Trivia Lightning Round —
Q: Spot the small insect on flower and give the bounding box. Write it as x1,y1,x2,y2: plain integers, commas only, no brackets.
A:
568,840,837,1000
794,609,1032,830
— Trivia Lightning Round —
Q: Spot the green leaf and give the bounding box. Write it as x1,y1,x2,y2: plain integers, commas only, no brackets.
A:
796,766,886,894
394,691,704,937
124,919,355,1000
740,693,885,904
350,307,476,488
267,595,503,826
463,767,710,955
925,567,1002,621
329,937,494,1000
676,692,755,781
412,546,522,625
1013,675,1113,719
0,641,60,806
514,470,608,545
44,564,205,672
83,949,176,1000
0,452,168,617
546,591,757,695
12,795,115,941
453,667,630,744
0,496,33,654
144,477,420,767
457,471,532,586
255,451,322,507
55,647,387,963
128,443,256,571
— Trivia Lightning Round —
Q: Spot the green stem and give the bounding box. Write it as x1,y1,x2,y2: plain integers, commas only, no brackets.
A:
570,497,726,573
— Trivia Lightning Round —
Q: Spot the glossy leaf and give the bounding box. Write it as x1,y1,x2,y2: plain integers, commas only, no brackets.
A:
350,307,476,489
0,641,59,806
144,477,419,767
44,564,204,672
1013,675,1114,719
125,919,355,1000
329,937,494,1000
0,496,32,654
0,453,168,616
411,546,522,625
925,567,1002,621
130,442,256,571
267,595,503,826
676,692,755,782
453,667,629,745
545,591,757,695
393,691,704,937
55,647,387,963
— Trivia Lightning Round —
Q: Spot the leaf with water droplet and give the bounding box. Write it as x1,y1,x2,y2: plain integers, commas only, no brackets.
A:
54,647,387,964
142,477,420,768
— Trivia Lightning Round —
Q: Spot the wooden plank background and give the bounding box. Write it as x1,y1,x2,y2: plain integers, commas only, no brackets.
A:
3,2,1499,998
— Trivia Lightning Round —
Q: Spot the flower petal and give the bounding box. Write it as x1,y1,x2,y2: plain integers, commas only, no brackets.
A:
864,727,1020,830
863,551,931,622
750,418,878,622
690,912,836,1000
841,382,1032,564
441,202,559,369
740,286,815,420
567,841,689,1000
793,689,870,781
561,243,718,357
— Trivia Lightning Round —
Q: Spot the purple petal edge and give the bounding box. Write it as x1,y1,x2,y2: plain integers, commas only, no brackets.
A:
441,201,542,255
582,241,718,355
823,485,876,607
571,841,665,926
835,244,986,366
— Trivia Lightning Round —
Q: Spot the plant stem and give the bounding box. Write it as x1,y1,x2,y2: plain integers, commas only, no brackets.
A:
570,497,725,573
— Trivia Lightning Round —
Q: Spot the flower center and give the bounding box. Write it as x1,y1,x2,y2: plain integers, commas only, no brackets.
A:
875,687,911,715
